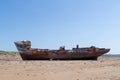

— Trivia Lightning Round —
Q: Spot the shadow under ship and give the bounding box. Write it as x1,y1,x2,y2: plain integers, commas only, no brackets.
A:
14,40,110,60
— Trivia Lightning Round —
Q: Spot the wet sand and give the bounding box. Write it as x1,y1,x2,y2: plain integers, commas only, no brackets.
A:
0,53,120,80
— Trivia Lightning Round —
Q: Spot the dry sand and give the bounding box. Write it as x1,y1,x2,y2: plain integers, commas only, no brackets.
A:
0,53,120,80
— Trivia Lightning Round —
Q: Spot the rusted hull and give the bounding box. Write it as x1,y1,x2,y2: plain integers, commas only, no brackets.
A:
19,49,110,60
20,54,98,60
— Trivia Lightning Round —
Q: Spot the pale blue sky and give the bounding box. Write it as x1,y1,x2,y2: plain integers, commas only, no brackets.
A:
0,0,120,54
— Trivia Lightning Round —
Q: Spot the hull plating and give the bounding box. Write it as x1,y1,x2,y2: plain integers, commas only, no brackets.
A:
19,50,110,60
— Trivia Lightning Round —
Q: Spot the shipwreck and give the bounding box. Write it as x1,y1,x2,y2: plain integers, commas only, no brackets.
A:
14,40,110,60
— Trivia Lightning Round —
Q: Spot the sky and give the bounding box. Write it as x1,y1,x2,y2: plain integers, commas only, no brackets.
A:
0,0,120,54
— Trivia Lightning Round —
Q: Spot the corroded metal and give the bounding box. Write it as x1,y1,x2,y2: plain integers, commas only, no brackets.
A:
14,40,110,60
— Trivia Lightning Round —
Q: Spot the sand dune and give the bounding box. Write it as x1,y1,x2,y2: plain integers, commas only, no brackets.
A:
0,53,120,80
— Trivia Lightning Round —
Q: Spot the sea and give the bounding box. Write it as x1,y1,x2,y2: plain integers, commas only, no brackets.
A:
103,54,120,57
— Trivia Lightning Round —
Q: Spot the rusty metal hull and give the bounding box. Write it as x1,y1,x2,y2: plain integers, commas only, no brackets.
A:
14,40,110,60
19,49,110,60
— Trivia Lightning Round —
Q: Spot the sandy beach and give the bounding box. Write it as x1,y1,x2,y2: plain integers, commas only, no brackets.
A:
0,53,120,80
